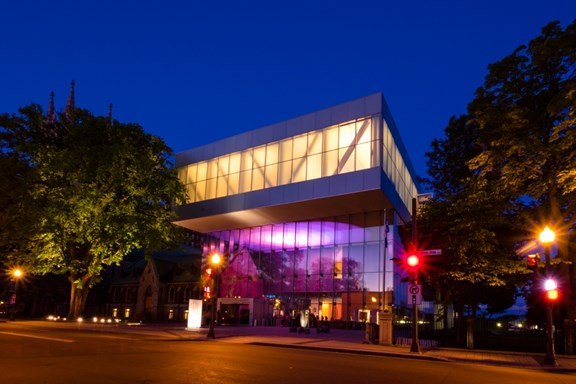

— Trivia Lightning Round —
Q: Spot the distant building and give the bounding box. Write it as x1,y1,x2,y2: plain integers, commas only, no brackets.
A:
172,93,421,325
104,247,202,322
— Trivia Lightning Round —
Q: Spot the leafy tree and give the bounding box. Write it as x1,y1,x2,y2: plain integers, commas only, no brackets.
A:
468,20,576,228
422,19,576,348
421,107,528,345
0,100,187,318
467,19,576,347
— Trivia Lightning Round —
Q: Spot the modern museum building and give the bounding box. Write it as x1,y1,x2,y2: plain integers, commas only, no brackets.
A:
173,93,421,326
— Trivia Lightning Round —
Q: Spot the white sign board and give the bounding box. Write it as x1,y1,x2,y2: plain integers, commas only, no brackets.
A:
421,249,442,256
187,299,203,329
408,284,422,305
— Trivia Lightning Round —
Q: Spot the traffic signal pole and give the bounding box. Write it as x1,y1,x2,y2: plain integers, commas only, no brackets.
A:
542,240,557,366
410,197,421,354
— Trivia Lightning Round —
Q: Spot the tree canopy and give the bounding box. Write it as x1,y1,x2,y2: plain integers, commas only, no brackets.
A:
0,99,187,318
420,19,575,332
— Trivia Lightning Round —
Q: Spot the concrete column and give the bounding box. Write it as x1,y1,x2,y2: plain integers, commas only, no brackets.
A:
379,311,393,345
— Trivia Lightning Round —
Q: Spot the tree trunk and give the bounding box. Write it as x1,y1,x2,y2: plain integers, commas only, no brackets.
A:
67,275,92,319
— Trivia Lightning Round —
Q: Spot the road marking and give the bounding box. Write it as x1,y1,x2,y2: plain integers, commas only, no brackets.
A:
0,331,75,343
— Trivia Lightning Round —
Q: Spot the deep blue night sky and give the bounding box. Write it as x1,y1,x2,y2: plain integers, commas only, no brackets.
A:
1,1,574,180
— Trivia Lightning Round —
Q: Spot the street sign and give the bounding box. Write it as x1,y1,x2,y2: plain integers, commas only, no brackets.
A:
421,249,442,256
408,284,422,305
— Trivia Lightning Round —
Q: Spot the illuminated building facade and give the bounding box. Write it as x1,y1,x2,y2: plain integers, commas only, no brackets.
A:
174,93,419,325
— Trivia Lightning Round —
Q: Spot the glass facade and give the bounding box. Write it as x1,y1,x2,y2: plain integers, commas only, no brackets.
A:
174,94,421,325
177,114,418,217
382,120,418,212
178,116,379,202
202,211,397,322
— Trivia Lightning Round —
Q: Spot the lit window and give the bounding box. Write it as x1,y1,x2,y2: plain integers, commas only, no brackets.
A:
293,134,307,158
307,153,322,180
241,150,253,170
252,167,264,190
239,169,252,193
278,161,292,185
324,126,339,151
207,159,218,179
197,161,207,182
229,152,241,173
124,308,130,318
266,143,278,165
339,122,356,148
216,175,228,198
228,172,239,195
253,145,266,167
279,138,293,161
265,164,278,188
205,178,217,200
308,132,322,155
292,158,306,183
186,164,197,185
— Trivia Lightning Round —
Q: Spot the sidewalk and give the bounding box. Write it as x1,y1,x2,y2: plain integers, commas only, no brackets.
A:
134,323,576,371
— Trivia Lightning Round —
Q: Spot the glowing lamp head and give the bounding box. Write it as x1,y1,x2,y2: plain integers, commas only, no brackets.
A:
13,268,22,278
539,226,555,244
210,253,221,266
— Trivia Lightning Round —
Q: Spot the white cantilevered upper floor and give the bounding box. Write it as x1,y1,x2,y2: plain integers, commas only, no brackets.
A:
173,93,420,233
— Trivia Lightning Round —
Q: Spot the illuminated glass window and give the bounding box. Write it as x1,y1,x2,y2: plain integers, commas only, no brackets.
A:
206,178,217,200
265,164,278,188
308,131,322,154
293,134,307,158
124,308,130,318
197,161,207,182
253,145,266,167
307,153,322,180
339,122,356,148
239,169,252,193
292,157,306,183
228,172,239,195
207,159,218,180
216,175,228,198
176,115,421,210
266,143,278,165
252,167,264,190
279,138,293,161
278,160,292,185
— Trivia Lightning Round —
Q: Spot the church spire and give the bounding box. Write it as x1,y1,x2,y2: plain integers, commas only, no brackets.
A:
45,91,56,124
64,80,75,120
107,103,113,126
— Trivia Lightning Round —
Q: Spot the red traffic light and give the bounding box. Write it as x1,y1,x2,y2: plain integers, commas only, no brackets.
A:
406,254,420,268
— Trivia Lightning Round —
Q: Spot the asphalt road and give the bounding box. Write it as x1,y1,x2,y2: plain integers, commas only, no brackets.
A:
0,322,572,384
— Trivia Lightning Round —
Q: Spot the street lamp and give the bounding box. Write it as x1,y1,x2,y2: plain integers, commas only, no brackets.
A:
207,253,222,339
9,268,23,320
539,226,557,366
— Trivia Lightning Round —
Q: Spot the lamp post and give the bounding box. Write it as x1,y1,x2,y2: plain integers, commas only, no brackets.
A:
539,226,557,366
9,268,23,320
207,253,221,339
